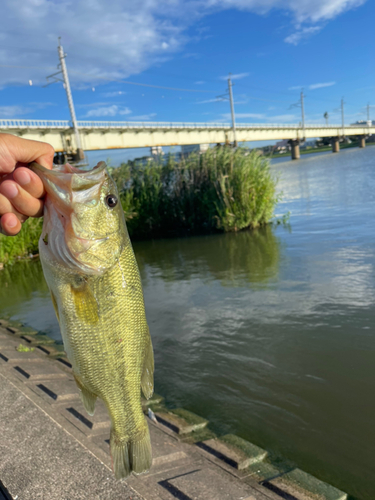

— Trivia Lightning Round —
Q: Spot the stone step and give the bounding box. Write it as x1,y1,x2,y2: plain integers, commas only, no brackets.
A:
28,378,80,404
59,399,111,436
198,434,268,470
0,347,42,364
264,468,348,500
12,361,68,381
155,408,208,435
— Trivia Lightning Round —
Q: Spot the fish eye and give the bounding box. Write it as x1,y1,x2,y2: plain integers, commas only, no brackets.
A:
105,194,118,208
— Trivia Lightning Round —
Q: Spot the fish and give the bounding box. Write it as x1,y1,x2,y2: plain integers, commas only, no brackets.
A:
30,161,154,479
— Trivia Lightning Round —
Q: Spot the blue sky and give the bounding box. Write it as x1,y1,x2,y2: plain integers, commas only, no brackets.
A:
0,0,373,160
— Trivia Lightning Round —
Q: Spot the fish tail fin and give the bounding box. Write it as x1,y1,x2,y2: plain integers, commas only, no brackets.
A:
110,424,152,479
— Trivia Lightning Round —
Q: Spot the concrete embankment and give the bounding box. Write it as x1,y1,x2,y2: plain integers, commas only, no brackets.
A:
0,319,348,500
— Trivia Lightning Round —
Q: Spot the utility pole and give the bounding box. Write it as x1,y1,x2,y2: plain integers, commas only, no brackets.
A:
228,75,237,147
57,38,84,161
300,90,305,139
341,97,345,135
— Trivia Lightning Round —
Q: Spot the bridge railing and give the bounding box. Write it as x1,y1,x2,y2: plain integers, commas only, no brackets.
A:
0,119,369,130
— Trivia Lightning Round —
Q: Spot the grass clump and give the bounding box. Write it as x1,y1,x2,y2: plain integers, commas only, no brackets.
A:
112,146,279,238
0,217,42,266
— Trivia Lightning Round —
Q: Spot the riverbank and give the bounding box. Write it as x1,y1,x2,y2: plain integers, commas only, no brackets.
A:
0,318,348,500
0,147,279,266
271,140,375,158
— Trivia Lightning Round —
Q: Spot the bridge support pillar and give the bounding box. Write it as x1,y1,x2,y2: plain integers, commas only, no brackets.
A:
332,137,340,153
289,139,300,160
359,136,366,148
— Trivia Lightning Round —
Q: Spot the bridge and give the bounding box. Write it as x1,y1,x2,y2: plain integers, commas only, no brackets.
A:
1,119,374,159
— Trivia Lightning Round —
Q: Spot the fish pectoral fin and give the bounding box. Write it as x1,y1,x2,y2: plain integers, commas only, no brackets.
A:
71,282,99,325
141,338,154,400
73,374,97,416
50,289,60,322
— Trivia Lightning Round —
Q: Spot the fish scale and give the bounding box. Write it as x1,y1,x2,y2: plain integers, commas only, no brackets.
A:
31,161,154,479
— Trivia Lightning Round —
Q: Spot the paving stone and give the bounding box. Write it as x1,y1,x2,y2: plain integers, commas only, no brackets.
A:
12,361,67,381
29,377,80,404
92,421,187,470
142,392,165,410
160,467,259,500
19,333,55,345
59,398,111,435
0,334,20,348
19,326,39,335
156,408,208,435
56,356,73,369
198,434,268,470
0,347,42,364
267,468,348,500
36,343,65,357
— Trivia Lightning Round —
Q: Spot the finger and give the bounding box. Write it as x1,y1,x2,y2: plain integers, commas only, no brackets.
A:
13,167,46,199
0,193,28,222
0,213,22,236
0,133,55,174
0,180,44,218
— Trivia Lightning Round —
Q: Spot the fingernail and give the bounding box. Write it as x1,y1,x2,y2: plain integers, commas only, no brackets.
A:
2,183,18,199
17,170,31,186
7,216,18,228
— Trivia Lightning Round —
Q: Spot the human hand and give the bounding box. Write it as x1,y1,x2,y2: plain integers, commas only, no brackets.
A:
0,133,54,235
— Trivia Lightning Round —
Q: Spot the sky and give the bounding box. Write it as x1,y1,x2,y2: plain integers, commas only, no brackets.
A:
0,0,374,159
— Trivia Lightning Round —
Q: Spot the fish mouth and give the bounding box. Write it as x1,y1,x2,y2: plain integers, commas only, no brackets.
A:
30,161,107,209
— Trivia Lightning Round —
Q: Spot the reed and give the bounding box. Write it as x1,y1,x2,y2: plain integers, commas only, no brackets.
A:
112,146,279,238
0,217,42,265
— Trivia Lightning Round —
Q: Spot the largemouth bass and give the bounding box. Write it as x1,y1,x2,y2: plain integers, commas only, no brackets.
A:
31,161,154,479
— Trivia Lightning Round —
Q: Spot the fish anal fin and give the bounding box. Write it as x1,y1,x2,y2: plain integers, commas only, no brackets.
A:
71,283,99,325
73,374,97,416
50,289,59,322
141,339,154,400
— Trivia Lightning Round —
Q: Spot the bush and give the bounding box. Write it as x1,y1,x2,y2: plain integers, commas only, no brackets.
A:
112,146,279,238
0,217,42,265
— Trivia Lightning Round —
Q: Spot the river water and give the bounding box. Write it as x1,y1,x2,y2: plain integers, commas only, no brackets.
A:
1,147,374,499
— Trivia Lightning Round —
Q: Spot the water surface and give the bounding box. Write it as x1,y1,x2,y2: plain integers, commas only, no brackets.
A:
1,146,375,499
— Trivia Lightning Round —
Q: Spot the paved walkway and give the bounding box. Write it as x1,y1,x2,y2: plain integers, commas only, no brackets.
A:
0,321,348,500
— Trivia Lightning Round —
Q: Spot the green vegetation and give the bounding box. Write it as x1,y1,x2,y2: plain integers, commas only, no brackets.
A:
112,147,279,238
16,344,35,352
0,147,279,265
0,217,42,266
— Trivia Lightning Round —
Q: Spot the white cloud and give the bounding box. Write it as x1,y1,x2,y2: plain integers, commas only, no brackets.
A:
0,105,33,117
129,113,157,120
0,102,53,117
196,98,224,104
220,112,298,122
195,81,205,85
102,91,127,97
309,81,336,90
219,72,249,81
284,26,322,45
0,0,367,87
289,81,336,90
85,105,131,117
